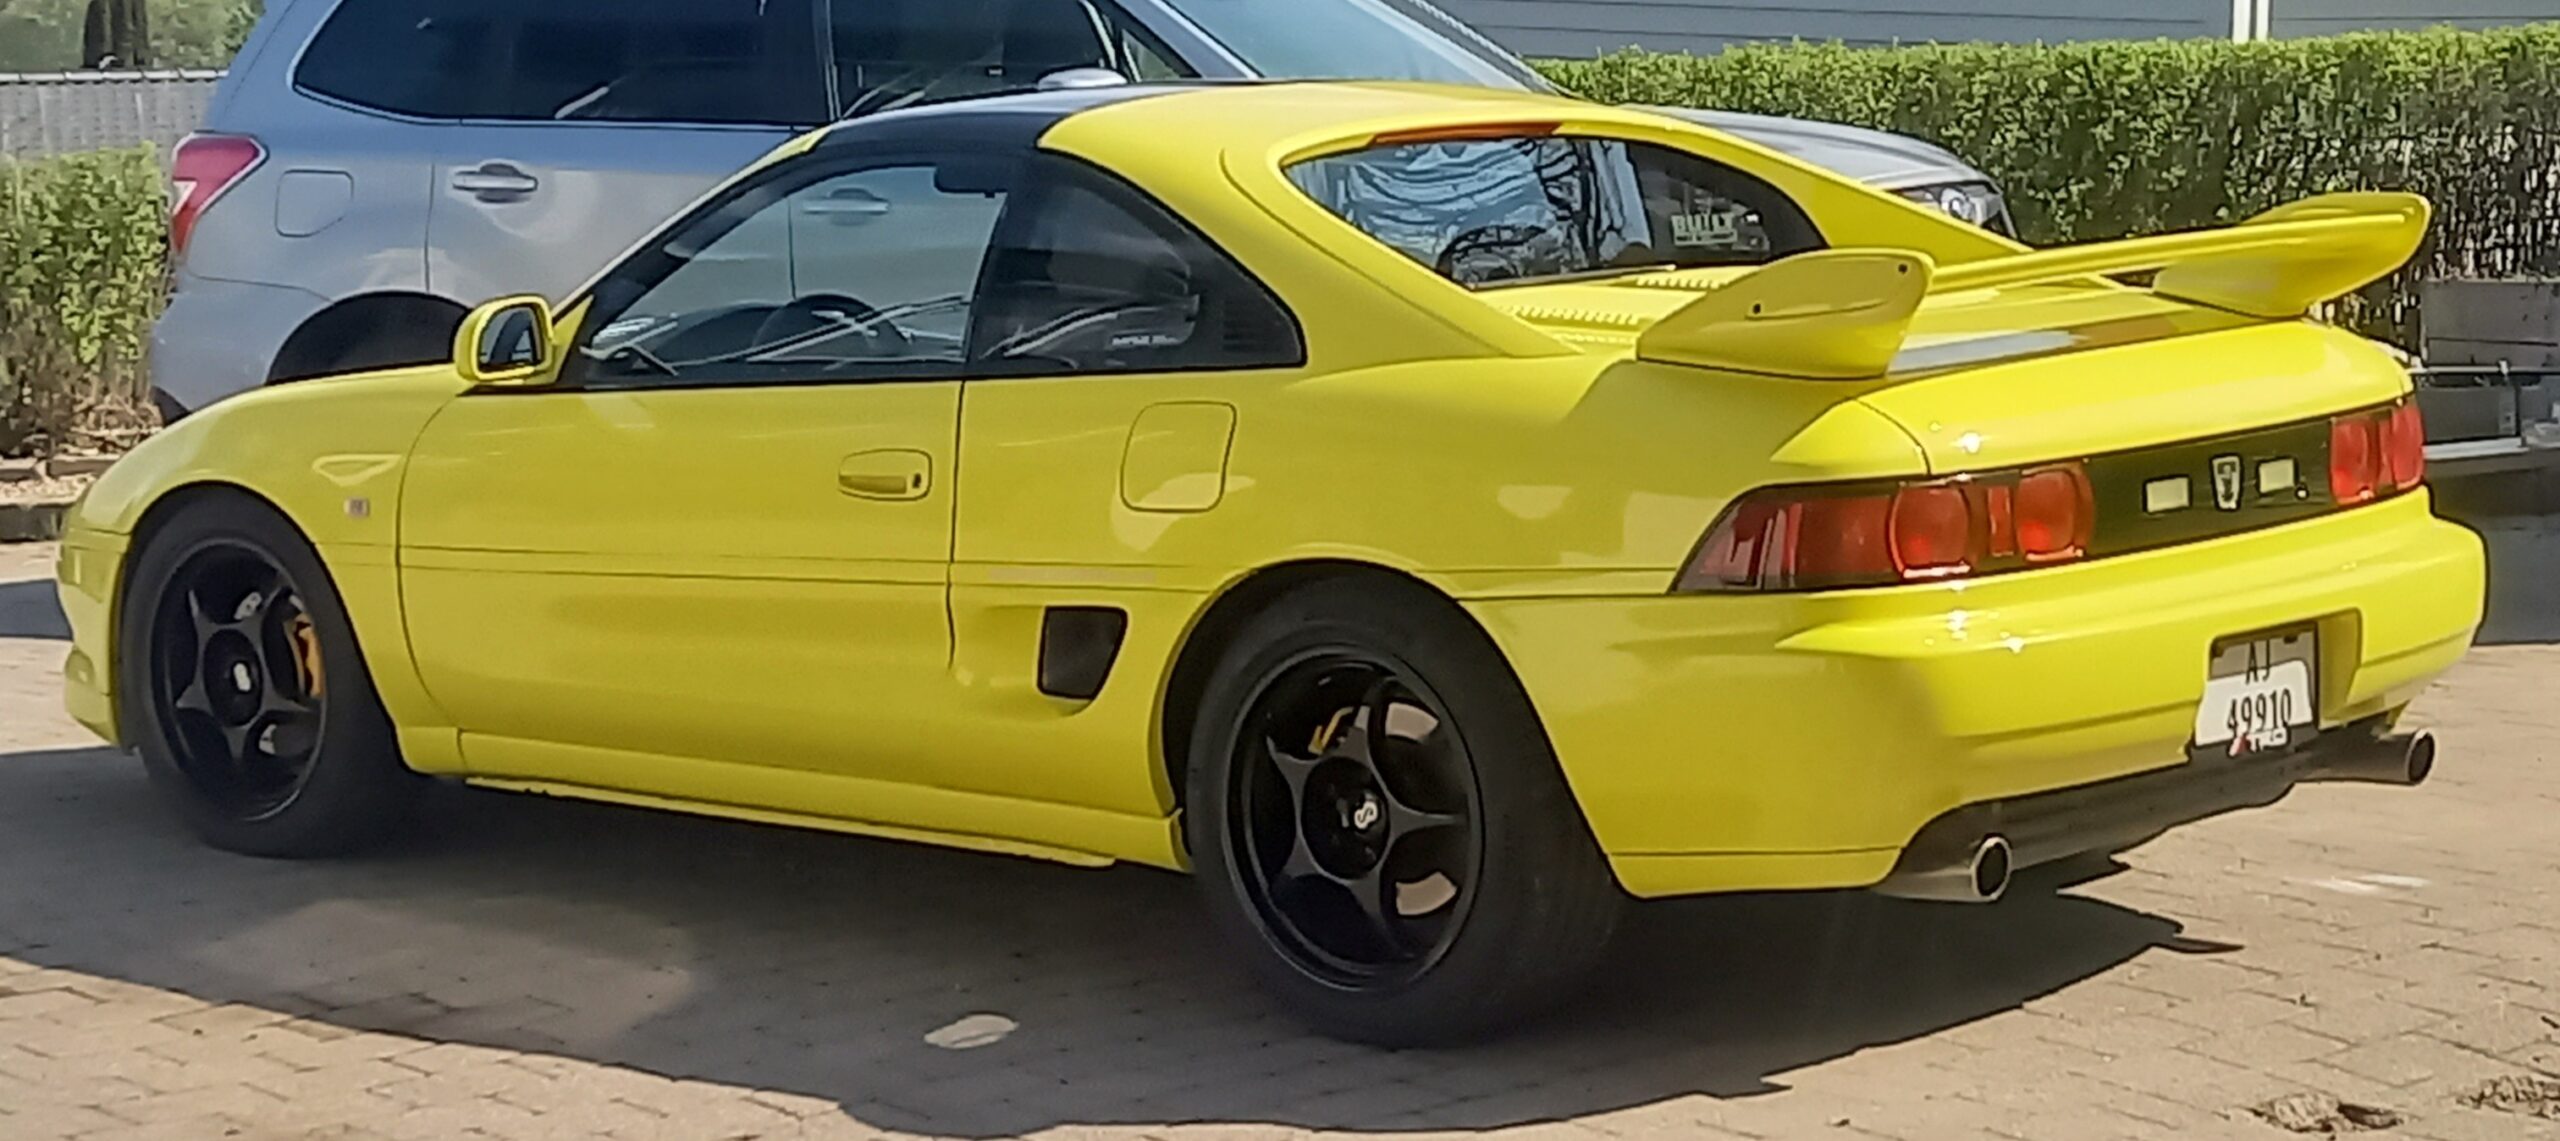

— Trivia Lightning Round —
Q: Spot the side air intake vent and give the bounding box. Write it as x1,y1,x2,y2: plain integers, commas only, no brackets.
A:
1039,608,1129,701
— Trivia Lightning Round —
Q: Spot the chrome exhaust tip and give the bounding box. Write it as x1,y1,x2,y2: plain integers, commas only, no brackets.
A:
1874,834,2013,904
2309,731,2436,787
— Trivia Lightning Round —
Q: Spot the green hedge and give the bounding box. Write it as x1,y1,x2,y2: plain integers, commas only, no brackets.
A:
0,146,163,456
6,28,2559,454
1539,24,2560,345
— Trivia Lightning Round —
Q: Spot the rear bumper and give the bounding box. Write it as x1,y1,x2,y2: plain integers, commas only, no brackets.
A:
151,273,325,414
1466,493,2484,899
1880,719,2427,894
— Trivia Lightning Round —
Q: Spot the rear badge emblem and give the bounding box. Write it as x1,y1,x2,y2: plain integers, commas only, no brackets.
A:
2211,455,2245,511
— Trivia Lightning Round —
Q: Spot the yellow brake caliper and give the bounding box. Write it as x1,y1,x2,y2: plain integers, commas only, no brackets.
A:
1311,706,1354,754
286,612,326,698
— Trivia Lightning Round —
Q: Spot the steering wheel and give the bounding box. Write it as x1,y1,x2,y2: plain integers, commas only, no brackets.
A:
1434,223,1549,284
748,293,911,361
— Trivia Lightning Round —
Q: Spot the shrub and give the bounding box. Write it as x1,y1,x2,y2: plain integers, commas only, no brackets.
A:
1539,24,2560,345
0,145,164,457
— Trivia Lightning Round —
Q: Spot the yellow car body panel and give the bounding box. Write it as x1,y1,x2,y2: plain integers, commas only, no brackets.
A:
62,83,2484,897
57,370,467,762
1473,492,2481,896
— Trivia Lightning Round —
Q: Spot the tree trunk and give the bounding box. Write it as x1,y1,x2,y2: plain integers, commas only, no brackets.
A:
80,0,153,70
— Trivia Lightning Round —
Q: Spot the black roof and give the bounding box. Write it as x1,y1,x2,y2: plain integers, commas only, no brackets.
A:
811,83,1203,155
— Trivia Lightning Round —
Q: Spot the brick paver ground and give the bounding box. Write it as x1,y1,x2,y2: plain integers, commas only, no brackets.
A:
2,538,2555,1141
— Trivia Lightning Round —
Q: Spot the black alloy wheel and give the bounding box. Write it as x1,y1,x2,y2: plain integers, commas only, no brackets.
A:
144,540,330,821
1226,652,1484,989
122,494,419,857
1186,579,1624,1046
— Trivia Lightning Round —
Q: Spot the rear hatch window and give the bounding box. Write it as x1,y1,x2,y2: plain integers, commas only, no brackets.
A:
1286,132,1823,287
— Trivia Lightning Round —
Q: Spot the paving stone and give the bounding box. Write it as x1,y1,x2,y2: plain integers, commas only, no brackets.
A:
3,541,2558,1140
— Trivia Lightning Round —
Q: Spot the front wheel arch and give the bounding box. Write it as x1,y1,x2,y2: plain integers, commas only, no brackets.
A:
113,482,301,742
113,485,420,855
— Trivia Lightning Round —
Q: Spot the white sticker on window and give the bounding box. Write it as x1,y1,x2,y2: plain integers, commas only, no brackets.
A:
1671,209,1744,249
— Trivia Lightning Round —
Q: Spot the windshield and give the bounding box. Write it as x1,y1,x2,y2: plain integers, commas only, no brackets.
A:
1161,0,1551,91
1288,134,1826,288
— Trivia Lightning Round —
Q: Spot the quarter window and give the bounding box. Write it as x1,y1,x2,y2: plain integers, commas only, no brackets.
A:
1288,135,1823,287
971,158,1302,375
576,160,1012,387
298,0,826,125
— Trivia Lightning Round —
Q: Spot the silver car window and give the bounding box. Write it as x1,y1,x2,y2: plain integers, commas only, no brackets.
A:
1158,0,1547,90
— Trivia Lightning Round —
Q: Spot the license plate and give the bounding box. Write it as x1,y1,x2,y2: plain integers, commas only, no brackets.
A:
2193,630,2318,757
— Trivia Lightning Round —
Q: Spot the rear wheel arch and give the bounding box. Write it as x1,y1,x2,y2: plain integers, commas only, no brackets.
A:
1158,560,1521,816
267,293,468,384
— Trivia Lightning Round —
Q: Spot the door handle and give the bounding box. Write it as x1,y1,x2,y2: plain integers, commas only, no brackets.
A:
799,186,892,225
451,162,541,203
838,450,932,501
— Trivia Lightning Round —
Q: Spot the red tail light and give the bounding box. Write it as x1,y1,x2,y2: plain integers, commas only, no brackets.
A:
169,133,264,264
2014,465,2095,563
1888,485,1972,578
2330,400,2424,505
2381,400,2426,492
2329,413,2379,505
1679,461,2092,593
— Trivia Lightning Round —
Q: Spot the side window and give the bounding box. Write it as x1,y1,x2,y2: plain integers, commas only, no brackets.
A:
511,0,824,124
296,0,498,118
574,160,1012,388
297,0,824,125
831,0,1194,118
1289,136,1823,287
971,158,1302,375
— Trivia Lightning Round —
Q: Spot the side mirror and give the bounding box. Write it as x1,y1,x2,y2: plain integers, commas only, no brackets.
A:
1036,67,1130,92
454,295,557,386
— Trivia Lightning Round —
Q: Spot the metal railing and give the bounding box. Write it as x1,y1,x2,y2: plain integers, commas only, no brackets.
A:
2413,363,2560,477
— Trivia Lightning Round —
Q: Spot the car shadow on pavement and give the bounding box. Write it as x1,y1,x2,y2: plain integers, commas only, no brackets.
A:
0,578,69,640
0,744,2198,1137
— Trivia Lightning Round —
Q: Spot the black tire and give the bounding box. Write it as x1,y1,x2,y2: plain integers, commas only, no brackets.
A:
1184,578,1624,1046
118,493,421,857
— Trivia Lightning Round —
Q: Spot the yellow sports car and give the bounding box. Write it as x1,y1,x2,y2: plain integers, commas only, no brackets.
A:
58,82,2483,1044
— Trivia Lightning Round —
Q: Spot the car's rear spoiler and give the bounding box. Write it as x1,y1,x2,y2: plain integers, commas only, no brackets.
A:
1634,192,2430,380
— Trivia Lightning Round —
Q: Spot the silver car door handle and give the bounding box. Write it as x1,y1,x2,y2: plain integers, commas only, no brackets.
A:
451,163,540,202
798,188,892,224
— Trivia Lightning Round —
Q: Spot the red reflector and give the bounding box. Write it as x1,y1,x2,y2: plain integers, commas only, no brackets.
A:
2014,465,2094,563
1888,484,1972,578
2330,413,2380,505
169,133,265,264
1366,121,1562,147
1793,494,1895,585
2382,401,2426,492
